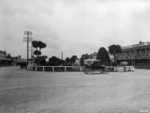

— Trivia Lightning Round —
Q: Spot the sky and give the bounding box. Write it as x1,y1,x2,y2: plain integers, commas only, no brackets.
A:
1,0,150,59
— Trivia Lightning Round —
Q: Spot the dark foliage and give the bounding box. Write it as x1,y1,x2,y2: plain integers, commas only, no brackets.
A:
80,53,89,66
111,61,118,66
70,55,78,65
32,40,47,65
35,55,47,65
65,57,71,66
32,40,47,57
32,41,38,50
48,56,64,66
34,50,41,57
97,47,110,65
38,41,47,50
108,44,122,61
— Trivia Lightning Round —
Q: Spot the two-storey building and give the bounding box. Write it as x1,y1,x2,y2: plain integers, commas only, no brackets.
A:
116,41,150,67
0,50,11,66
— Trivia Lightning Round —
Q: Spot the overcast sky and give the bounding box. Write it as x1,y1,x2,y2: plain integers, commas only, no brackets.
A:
1,0,150,59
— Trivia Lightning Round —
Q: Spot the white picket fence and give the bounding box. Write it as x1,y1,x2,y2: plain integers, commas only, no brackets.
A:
27,65,134,72
27,65,85,72
106,66,135,72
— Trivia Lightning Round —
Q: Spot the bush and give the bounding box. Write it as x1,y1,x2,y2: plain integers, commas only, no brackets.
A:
112,61,118,66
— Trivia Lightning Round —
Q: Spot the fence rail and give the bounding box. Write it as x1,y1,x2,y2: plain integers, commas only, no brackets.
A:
27,66,85,72
106,66,134,72
27,65,134,72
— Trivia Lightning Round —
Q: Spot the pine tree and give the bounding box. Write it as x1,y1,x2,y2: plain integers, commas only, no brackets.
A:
97,47,110,65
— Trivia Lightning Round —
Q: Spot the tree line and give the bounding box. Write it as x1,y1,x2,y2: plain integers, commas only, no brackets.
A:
80,44,122,66
31,40,122,66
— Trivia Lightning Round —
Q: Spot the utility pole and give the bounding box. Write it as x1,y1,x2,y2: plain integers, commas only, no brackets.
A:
24,31,32,65
27,32,29,64
61,51,63,60
28,46,33,63
31,46,33,60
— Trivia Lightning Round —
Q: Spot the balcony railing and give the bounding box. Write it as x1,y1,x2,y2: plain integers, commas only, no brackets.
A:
116,53,150,60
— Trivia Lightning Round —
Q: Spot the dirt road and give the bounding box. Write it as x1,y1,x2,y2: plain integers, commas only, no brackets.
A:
0,67,150,113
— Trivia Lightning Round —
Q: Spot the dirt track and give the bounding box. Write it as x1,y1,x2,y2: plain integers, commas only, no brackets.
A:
0,66,150,113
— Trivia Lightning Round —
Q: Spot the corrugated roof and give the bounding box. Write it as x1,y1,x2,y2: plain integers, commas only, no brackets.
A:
122,41,150,50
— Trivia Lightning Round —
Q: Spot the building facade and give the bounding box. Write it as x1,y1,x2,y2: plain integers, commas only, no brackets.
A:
0,50,7,58
116,41,150,67
89,52,97,59
0,50,11,66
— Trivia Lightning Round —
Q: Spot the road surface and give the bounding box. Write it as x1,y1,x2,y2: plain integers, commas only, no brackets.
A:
0,66,150,113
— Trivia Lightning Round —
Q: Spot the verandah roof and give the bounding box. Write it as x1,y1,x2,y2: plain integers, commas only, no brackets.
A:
0,58,11,61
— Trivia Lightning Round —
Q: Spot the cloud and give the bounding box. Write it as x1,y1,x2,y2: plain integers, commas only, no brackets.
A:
1,0,150,59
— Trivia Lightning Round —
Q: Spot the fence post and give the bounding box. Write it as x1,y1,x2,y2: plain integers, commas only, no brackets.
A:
32,66,87,72
80,66,82,72
114,67,117,72
43,66,45,72
35,66,37,71
52,67,54,72
132,66,134,72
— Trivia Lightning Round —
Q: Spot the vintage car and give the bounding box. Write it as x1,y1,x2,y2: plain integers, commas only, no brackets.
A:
84,59,109,74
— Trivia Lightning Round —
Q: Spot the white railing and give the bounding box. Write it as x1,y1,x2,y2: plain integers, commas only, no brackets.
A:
27,65,134,72
27,65,85,72
106,66,134,72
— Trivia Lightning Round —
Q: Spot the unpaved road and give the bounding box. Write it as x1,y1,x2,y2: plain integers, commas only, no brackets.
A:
0,66,150,113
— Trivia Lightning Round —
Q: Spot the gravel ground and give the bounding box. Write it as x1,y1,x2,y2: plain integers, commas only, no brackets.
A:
0,66,150,113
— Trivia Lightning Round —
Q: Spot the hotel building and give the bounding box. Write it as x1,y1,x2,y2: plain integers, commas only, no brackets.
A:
116,41,150,67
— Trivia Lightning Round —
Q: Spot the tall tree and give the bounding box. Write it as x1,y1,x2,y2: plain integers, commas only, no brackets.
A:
34,50,41,57
32,41,38,50
32,40,47,57
80,53,89,66
108,44,122,61
66,57,70,63
65,57,71,66
38,41,47,51
35,55,47,65
97,47,110,65
48,56,64,66
18,55,21,59
70,55,78,65
32,40,47,65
